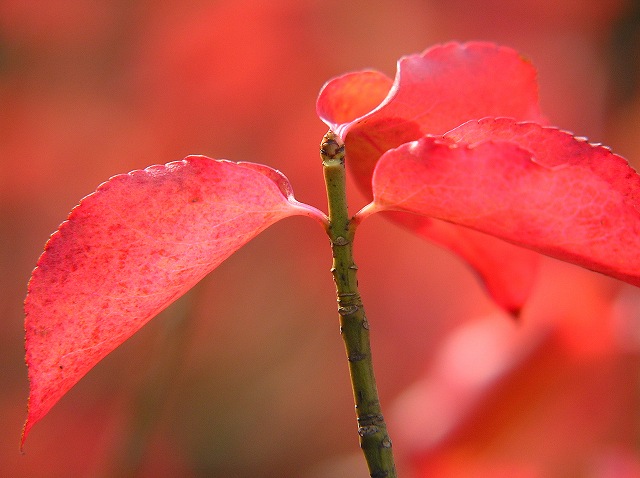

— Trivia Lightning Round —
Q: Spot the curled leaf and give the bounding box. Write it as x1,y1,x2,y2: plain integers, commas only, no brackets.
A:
22,156,324,446
317,42,546,311
316,70,393,131
317,42,545,193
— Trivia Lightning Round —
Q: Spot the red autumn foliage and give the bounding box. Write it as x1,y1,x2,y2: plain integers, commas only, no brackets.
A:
22,158,323,446
10,2,634,476
372,121,640,288
317,42,547,313
23,40,640,445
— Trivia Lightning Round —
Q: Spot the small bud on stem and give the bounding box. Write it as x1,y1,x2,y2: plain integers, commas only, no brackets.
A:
320,131,345,163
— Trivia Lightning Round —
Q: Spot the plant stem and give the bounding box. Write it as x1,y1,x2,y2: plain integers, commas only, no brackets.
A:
321,131,397,478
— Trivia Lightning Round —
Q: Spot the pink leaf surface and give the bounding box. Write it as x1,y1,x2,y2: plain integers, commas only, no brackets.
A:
22,156,323,446
389,213,539,314
316,70,393,130
317,42,545,312
372,130,640,287
317,42,545,192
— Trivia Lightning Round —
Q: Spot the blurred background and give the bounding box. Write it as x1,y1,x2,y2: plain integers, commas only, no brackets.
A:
2,1,640,476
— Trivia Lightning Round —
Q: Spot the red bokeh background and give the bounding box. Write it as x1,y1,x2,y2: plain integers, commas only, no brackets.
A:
2,1,639,476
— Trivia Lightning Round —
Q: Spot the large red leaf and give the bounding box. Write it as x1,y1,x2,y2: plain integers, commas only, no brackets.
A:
22,156,324,446
317,42,545,194
317,42,546,312
371,131,640,287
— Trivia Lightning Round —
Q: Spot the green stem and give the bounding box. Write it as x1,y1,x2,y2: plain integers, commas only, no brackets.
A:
321,131,397,478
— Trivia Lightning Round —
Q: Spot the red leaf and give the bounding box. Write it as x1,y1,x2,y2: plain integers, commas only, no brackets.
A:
22,156,324,446
317,42,546,311
371,130,640,287
317,42,545,195
316,70,393,133
389,213,539,315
